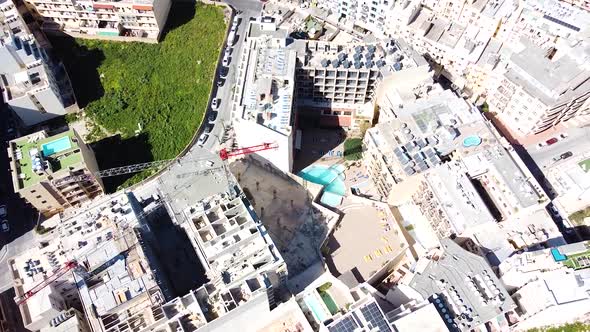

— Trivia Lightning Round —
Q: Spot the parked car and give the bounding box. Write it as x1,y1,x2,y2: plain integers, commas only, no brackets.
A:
547,204,560,218
553,151,573,162
208,110,218,123
197,133,209,146
220,67,229,79
224,47,232,57
560,151,573,160
232,16,240,26
546,137,558,145
228,31,236,45
203,124,213,134
560,133,569,139
222,56,231,67
217,79,225,87
1,220,9,233
211,98,220,110
0,204,6,218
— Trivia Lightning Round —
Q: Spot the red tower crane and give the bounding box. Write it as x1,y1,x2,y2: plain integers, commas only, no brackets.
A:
54,142,278,186
218,142,277,161
15,261,79,306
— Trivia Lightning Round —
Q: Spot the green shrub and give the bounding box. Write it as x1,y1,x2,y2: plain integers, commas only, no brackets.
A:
344,138,363,161
317,282,332,293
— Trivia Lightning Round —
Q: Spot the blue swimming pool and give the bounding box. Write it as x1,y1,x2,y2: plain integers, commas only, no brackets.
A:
551,248,567,262
462,135,482,147
298,165,346,196
42,136,72,156
304,294,330,323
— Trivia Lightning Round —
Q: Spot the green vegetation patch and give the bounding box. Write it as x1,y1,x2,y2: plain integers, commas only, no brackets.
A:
344,138,363,161
317,282,332,293
50,3,226,189
569,207,590,226
527,322,590,332
563,249,590,270
579,158,590,173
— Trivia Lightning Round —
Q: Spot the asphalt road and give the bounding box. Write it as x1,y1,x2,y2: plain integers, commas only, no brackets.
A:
524,127,590,171
199,0,263,151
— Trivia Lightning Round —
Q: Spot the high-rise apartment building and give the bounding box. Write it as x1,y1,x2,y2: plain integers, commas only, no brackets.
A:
23,0,171,40
0,0,76,126
319,0,393,37
488,39,590,135
7,129,104,216
295,38,429,128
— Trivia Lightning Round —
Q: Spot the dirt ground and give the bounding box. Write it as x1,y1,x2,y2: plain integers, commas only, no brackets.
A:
230,158,331,275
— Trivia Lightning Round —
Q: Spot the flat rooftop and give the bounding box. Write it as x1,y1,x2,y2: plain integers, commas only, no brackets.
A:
325,204,409,282
366,89,488,179
239,36,296,136
507,39,590,103
427,162,495,234
390,302,449,332
302,38,424,75
408,239,515,331
10,130,83,189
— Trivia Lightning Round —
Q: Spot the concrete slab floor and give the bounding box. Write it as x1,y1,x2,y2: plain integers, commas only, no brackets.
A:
230,158,330,275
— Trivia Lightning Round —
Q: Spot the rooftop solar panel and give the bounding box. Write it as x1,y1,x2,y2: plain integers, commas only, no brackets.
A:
360,302,392,332
328,315,359,332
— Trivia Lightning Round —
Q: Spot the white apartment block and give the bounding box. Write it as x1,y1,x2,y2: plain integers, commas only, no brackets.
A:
487,39,590,136
233,19,296,173
317,0,394,37
0,0,76,126
498,241,590,330
23,0,171,40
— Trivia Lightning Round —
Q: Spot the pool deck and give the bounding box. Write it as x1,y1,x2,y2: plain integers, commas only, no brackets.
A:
12,130,81,188
325,203,409,281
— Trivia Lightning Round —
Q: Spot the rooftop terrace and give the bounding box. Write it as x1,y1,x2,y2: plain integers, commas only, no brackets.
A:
302,38,423,75
239,36,296,136
10,130,83,189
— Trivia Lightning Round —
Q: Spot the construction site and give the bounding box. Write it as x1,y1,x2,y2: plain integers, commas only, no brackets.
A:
7,146,295,332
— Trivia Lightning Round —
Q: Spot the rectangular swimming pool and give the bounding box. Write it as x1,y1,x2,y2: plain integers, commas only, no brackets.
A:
304,294,330,323
42,136,72,156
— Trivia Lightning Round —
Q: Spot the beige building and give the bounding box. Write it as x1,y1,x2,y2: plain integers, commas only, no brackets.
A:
7,129,103,216
488,40,590,136
23,0,171,41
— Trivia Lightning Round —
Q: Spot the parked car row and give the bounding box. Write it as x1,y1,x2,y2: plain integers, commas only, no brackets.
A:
537,133,568,149
197,16,242,148
0,204,9,233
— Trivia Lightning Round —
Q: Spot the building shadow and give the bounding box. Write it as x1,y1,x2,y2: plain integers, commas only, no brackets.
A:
46,35,106,108
159,2,197,42
143,205,209,297
90,133,153,193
